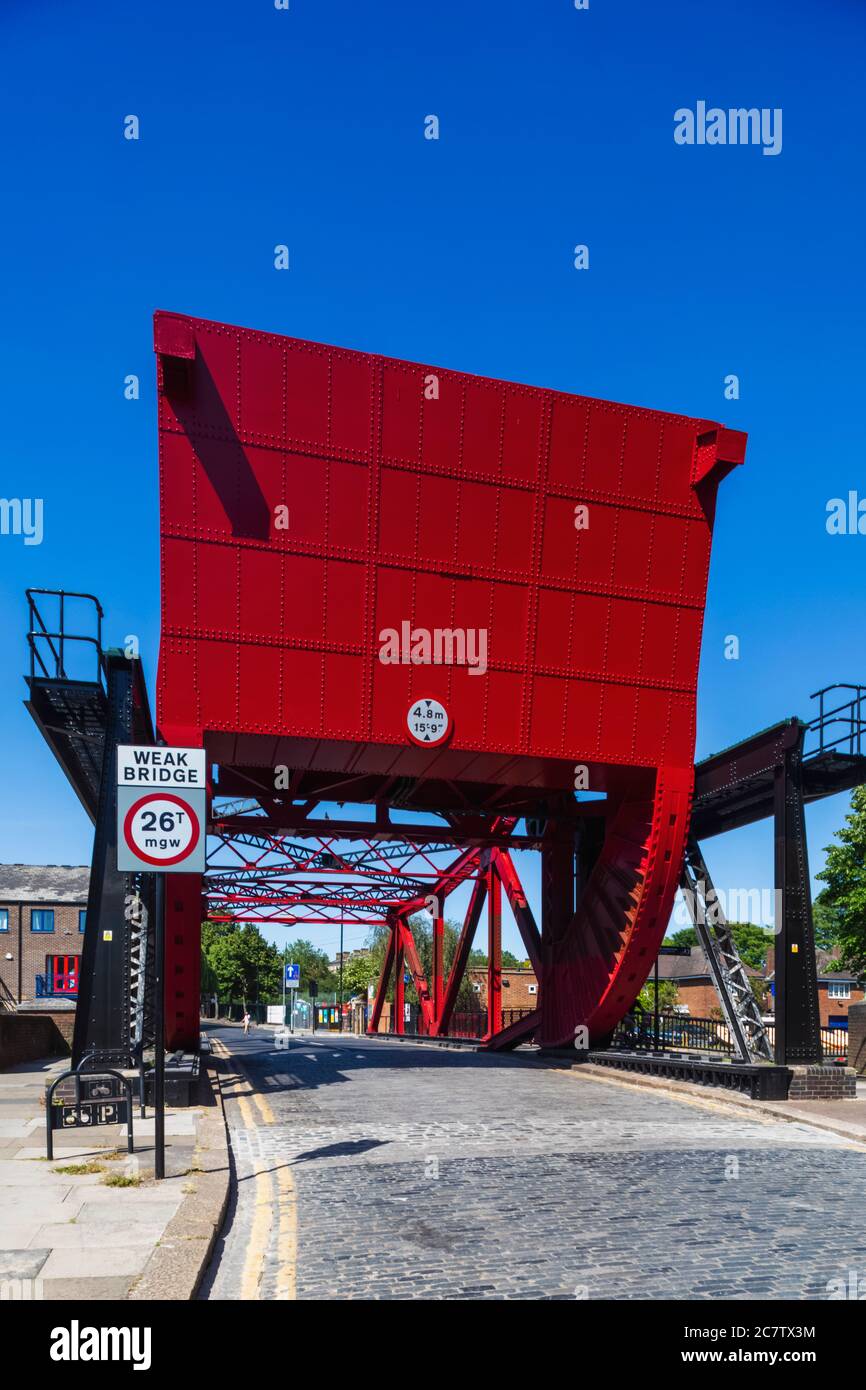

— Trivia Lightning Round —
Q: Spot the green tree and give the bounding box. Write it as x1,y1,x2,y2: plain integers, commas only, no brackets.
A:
364,915,478,1012
202,920,281,1008
816,786,866,974
341,954,376,997
636,979,680,1013
665,927,697,951
811,889,844,953
663,921,773,972
281,938,336,995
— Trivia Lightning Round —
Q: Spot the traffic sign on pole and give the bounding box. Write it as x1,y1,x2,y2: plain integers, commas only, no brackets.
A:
117,747,206,874
285,963,300,989
114,745,207,1182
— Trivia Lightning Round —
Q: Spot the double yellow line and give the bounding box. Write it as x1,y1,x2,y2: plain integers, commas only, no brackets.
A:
213,1037,298,1299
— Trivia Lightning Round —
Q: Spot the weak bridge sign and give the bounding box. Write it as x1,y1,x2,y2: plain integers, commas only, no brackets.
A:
116,746,207,873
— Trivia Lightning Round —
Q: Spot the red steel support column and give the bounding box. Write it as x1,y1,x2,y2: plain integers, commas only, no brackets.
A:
432,911,444,1031
367,916,396,1035
439,856,488,1035
157,724,204,1053
394,933,405,1035
487,863,502,1038
396,916,435,1034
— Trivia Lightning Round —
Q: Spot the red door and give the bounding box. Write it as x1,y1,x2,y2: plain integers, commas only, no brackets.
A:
50,955,79,996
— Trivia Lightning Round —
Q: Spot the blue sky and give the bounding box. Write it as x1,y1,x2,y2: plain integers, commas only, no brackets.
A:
1,0,863,959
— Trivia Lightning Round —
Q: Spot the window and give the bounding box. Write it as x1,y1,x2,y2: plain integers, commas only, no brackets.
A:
78,909,86,933
528,983,538,995
31,909,55,933
0,909,8,932
828,982,851,1000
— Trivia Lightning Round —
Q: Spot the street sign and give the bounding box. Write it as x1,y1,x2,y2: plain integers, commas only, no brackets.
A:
118,745,206,787
46,1067,134,1160
117,746,206,874
285,963,300,989
659,946,692,956
406,697,451,747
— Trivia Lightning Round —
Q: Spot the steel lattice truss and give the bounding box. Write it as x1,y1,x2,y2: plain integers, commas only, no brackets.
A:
202,800,537,1050
205,802,485,928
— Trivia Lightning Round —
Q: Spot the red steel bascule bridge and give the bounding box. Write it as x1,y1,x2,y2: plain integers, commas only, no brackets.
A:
23,312,866,1088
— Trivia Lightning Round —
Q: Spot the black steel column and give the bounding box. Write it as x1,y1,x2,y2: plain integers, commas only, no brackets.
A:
774,731,821,1065
153,873,166,1180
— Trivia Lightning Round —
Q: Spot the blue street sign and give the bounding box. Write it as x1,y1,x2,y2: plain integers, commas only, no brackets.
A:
285,963,300,988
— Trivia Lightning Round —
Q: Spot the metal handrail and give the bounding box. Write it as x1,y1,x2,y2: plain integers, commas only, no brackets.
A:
806,683,866,758
25,588,105,689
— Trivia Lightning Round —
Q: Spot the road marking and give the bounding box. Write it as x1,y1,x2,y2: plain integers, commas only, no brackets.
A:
216,1032,299,1301
238,1092,274,1301
274,1160,298,1300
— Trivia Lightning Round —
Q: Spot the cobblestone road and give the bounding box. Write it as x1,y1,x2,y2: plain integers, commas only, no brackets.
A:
200,1027,866,1301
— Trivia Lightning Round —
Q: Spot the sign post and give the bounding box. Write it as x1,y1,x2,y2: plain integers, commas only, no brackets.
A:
117,745,207,1180
153,873,165,1178
284,962,300,1034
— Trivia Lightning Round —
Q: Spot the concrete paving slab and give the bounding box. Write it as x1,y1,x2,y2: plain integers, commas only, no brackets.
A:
66,1183,187,1206
0,1120,40,1138
75,1200,182,1227
135,1115,198,1137
41,1275,135,1301
16,1144,126,1161
0,1225,54,1250
0,1249,50,1279
30,1220,168,1250
0,1161,103,1186
39,1246,152,1280
0,1196,84,1226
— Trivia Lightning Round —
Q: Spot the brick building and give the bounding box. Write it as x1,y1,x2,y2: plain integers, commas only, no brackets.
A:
467,967,539,1011
766,947,864,1030
653,947,767,1017
0,864,89,1008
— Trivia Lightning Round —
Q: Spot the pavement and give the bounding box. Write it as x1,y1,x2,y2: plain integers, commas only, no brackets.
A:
572,1059,866,1145
0,1048,228,1301
200,1024,866,1301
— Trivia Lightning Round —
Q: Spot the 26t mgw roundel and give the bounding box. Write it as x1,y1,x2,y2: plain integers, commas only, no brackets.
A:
122,792,201,867
406,697,452,747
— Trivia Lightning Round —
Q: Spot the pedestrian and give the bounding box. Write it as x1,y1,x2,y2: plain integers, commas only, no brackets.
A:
242,1009,251,1035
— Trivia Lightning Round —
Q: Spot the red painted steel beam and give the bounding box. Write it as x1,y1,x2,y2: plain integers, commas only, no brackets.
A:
485,863,502,1040
492,849,542,976
438,850,489,1035
396,916,434,1034
432,911,444,1025
367,915,396,1035
483,1007,540,1052
394,933,405,1036
212,816,538,850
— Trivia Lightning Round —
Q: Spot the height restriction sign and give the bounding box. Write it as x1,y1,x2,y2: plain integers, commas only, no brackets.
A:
117,746,207,874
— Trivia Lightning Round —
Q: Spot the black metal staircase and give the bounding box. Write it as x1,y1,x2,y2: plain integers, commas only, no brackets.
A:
680,839,773,1063
24,591,157,1067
